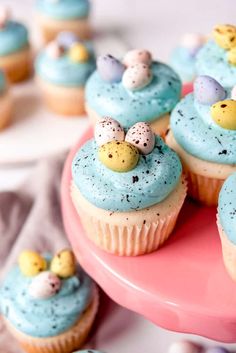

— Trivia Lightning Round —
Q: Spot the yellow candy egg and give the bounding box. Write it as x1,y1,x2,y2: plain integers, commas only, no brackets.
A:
213,24,236,50
98,141,139,172
50,249,76,278
228,47,236,66
19,250,47,277
211,100,236,130
69,43,89,63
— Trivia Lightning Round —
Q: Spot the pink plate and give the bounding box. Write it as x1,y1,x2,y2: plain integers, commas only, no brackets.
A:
61,128,236,343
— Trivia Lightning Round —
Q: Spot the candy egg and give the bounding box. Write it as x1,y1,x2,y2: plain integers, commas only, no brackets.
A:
227,46,236,66
180,33,206,56
57,31,79,50
98,140,139,172
19,251,47,277
69,43,89,63
97,54,125,83
95,117,125,146
194,75,226,105
46,41,64,59
122,63,153,91
123,49,152,67
50,249,76,278
211,99,236,130
168,341,201,353
29,271,61,299
213,24,236,50
125,122,155,155
0,6,10,28
205,348,229,353
231,85,236,100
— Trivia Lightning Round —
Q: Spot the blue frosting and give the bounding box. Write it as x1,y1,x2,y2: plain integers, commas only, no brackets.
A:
85,61,181,129
170,91,236,164
72,137,182,212
0,257,94,338
170,46,196,83
219,172,236,244
0,21,29,56
196,40,236,88
35,43,95,87
36,0,90,20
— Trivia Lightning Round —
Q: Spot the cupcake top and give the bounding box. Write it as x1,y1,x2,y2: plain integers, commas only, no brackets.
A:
35,32,95,87
170,33,206,83
0,249,95,338
0,7,29,56
218,172,236,244
85,49,181,129
36,0,90,20
170,75,236,164
72,118,182,212
196,24,236,88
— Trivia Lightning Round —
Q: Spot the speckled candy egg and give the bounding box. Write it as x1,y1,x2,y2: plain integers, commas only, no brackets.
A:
95,117,125,146
205,348,229,353
69,43,89,63
19,251,47,277
98,140,139,172
123,49,152,67
125,122,155,155
57,31,79,50
50,249,76,278
211,99,236,130
29,271,61,299
194,75,226,105
97,54,125,83
46,41,64,59
228,46,236,66
168,341,201,353
122,63,153,91
213,24,236,50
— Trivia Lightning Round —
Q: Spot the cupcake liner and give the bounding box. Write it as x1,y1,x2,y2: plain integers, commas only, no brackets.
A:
4,287,99,353
217,216,236,281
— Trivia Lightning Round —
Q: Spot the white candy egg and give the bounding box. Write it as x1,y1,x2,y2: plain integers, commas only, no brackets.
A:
122,63,153,91
168,341,201,353
180,33,206,52
0,6,9,27
123,49,152,67
231,85,236,100
46,41,63,59
95,117,125,146
125,122,155,155
29,271,61,299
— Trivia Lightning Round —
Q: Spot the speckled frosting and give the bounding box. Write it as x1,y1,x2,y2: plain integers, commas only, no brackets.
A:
72,136,182,212
219,172,236,244
170,90,236,164
36,0,90,20
0,256,94,338
85,62,181,128
0,21,29,56
170,47,196,83
35,42,95,87
196,40,236,88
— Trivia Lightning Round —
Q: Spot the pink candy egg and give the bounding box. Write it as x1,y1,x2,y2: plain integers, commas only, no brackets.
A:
125,122,155,155
95,117,125,146
180,33,206,55
46,41,64,59
123,49,152,67
122,63,153,91
168,341,201,353
0,6,9,28
29,271,61,299
231,85,236,100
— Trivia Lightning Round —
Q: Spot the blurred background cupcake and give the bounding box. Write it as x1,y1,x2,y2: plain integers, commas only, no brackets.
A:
0,70,12,130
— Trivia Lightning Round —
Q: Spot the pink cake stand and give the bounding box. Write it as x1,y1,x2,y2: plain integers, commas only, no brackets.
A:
61,128,236,343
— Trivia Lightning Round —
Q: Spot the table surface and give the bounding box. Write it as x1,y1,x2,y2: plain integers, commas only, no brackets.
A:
2,0,236,351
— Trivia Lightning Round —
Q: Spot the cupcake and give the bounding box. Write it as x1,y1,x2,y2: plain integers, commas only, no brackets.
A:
36,0,91,43
0,70,12,130
196,24,236,88
166,75,236,206
217,172,236,281
35,32,95,116
71,118,187,256
0,6,31,83
0,249,99,353
85,49,182,137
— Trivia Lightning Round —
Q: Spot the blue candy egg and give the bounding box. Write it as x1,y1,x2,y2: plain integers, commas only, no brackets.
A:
97,54,125,83
194,75,226,105
57,31,80,50
205,347,229,353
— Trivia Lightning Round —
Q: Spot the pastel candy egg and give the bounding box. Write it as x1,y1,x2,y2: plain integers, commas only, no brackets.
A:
97,54,125,83
211,99,236,130
98,140,139,172
180,33,206,56
69,43,89,63
0,7,10,28
95,117,125,146
122,63,153,91
29,271,61,299
194,75,226,105
125,122,155,155
19,251,47,277
123,49,152,67
50,249,76,278
227,46,236,66
205,348,229,353
168,341,201,353
231,85,236,100
57,31,79,50
213,24,236,50
46,41,64,59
